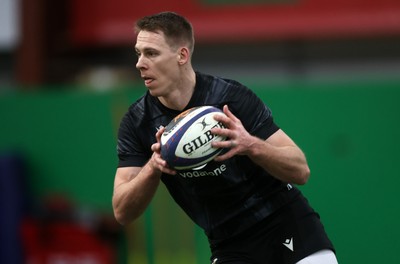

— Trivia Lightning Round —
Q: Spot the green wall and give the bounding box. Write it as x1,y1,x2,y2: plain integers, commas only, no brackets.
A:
1,80,399,263
252,81,400,264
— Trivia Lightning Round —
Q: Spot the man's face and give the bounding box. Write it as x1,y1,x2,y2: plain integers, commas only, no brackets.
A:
135,30,180,97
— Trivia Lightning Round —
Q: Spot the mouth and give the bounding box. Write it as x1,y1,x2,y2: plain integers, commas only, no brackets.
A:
142,76,154,86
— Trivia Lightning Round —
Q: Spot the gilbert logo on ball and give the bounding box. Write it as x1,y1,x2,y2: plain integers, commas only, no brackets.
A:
161,106,227,170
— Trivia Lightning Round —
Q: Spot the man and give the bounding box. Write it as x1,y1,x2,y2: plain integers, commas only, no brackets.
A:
112,11,338,264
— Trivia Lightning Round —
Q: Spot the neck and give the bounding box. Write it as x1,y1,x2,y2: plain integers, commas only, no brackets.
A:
159,68,196,111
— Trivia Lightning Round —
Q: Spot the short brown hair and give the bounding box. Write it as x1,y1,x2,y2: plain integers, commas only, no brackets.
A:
135,12,194,53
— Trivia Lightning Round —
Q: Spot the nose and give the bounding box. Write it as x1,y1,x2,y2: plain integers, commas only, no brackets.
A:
136,55,146,70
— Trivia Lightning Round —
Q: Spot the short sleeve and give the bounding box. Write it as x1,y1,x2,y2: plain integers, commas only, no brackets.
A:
229,85,279,140
116,112,148,168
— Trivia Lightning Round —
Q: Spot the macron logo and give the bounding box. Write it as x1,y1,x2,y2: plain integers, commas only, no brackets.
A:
283,237,294,251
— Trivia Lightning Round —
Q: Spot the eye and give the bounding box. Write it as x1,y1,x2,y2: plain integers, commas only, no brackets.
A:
147,50,158,57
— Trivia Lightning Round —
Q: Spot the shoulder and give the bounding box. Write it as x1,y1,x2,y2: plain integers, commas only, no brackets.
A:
204,73,264,107
210,74,277,133
120,92,163,127
196,72,253,103
196,71,269,116
116,93,155,165
118,94,150,141
197,72,247,90
124,95,146,121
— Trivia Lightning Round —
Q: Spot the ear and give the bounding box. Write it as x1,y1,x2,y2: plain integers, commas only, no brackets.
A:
177,47,190,65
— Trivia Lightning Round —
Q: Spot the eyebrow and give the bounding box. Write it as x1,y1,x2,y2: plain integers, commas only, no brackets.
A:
135,46,160,53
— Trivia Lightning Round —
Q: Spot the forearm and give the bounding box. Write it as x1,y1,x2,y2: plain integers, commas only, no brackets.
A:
247,136,310,185
211,105,310,184
112,163,161,225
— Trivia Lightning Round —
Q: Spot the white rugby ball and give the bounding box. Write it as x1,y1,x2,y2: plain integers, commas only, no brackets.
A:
160,106,227,170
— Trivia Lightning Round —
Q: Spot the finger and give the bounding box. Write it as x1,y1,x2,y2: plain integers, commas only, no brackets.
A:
152,152,177,175
223,105,240,122
155,126,165,141
211,126,234,139
230,140,238,148
151,142,161,153
158,126,165,134
158,158,177,175
213,112,230,126
162,167,177,175
213,105,238,130
212,139,237,150
160,162,177,175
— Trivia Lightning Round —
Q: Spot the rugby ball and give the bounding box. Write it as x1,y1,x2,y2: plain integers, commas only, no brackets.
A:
160,106,227,170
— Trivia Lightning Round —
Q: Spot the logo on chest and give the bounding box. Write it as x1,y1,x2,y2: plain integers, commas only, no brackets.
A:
178,164,227,178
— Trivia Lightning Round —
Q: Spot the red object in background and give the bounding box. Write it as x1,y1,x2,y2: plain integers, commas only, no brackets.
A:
21,219,115,264
70,0,400,46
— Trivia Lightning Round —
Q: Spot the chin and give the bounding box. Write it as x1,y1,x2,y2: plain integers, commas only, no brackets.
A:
147,87,162,97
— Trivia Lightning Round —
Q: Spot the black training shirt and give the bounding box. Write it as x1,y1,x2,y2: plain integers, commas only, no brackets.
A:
117,72,299,241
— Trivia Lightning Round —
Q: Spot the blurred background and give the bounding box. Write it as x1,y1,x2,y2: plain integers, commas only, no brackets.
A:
1,0,400,263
